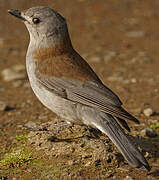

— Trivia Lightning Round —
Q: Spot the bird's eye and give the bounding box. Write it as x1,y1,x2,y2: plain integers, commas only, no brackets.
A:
32,18,40,24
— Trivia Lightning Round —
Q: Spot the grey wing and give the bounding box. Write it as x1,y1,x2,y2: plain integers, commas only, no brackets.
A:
37,75,139,125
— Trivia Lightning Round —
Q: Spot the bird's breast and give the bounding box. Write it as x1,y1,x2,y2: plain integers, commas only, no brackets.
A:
26,52,81,124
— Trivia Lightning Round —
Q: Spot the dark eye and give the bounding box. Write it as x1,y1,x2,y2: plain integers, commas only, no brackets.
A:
32,18,40,24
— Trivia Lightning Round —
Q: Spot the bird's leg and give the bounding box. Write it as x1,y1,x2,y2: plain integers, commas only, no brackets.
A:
85,126,102,139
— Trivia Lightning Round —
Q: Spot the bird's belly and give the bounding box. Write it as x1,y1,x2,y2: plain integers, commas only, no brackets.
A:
32,80,80,123
26,59,80,124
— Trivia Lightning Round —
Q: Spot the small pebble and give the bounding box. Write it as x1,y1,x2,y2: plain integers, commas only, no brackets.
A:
89,56,101,63
123,80,130,84
143,108,154,117
12,64,25,72
68,160,74,166
154,89,158,93
124,175,134,180
24,121,37,129
131,78,137,83
112,176,117,179
1,68,26,82
143,56,152,62
126,31,145,38
137,51,146,57
107,76,123,82
0,101,8,111
141,128,157,138
84,161,91,167
124,18,138,25
127,57,137,65
147,175,156,180
149,119,158,124
12,80,23,88
104,51,117,62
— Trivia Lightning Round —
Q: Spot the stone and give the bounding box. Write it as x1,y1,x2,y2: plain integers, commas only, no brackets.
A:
112,176,118,179
24,121,37,129
0,101,8,111
154,89,158,93
126,31,145,38
123,18,138,25
107,76,123,82
107,72,123,82
141,128,157,138
124,176,134,180
67,160,74,166
84,161,91,167
143,108,154,117
12,64,25,72
147,176,156,180
127,18,138,25
143,56,152,62
12,80,23,88
123,80,130,84
89,55,101,63
104,51,117,62
1,68,26,82
131,78,137,83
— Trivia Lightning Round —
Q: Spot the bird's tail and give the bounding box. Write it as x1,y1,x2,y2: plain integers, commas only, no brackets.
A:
90,112,150,171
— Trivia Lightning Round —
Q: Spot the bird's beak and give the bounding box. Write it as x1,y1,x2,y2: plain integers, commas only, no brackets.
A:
8,9,26,21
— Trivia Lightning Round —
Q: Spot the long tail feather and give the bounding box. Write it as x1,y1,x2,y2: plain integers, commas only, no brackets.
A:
91,112,150,171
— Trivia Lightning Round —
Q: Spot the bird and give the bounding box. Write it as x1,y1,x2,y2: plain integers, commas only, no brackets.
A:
8,6,150,171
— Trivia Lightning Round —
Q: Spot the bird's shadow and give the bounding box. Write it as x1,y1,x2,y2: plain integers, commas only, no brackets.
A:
30,123,159,161
47,127,159,175
47,126,159,160
47,127,102,143
28,122,159,175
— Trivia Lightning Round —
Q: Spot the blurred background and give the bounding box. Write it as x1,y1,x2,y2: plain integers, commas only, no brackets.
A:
0,0,159,179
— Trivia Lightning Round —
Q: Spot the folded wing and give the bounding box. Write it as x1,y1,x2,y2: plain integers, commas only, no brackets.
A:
37,75,139,129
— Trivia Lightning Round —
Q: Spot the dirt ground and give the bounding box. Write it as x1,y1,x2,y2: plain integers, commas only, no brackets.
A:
0,0,159,179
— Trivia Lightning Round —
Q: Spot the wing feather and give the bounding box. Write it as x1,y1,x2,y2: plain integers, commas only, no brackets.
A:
37,75,139,124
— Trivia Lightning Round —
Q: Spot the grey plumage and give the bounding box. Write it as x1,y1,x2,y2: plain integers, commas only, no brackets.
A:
8,6,150,171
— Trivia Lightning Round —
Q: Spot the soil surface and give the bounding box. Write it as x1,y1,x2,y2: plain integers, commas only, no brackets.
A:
0,0,159,180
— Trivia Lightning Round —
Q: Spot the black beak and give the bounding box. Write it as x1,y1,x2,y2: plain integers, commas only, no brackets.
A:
8,9,26,21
